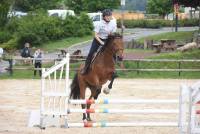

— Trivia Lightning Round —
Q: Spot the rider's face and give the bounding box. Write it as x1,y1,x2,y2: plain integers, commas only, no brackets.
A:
104,15,112,22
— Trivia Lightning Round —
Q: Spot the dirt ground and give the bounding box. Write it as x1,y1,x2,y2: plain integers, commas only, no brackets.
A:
124,51,159,59
0,79,197,134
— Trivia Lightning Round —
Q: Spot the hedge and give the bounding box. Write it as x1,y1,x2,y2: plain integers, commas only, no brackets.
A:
117,19,199,28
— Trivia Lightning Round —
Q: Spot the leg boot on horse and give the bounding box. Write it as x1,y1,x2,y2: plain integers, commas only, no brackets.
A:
103,72,118,94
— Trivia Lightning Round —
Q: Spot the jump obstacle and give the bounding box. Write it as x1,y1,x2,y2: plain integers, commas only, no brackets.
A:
28,55,200,134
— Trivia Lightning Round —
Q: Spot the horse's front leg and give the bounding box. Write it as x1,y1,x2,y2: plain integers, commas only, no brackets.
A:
86,95,93,121
86,86,102,121
79,82,87,121
103,72,118,94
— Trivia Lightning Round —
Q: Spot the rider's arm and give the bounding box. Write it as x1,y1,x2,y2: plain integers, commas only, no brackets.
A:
111,19,117,33
94,22,105,46
94,32,105,45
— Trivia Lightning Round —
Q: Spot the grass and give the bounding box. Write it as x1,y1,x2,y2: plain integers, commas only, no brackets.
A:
2,49,200,79
137,31,195,44
150,49,200,59
124,49,154,53
117,49,200,79
40,35,92,52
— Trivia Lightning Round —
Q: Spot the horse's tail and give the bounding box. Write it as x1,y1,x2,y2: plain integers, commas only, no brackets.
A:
70,73,80,99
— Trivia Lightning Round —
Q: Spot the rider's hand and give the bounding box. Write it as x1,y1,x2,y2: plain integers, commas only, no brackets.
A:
100,41,105,46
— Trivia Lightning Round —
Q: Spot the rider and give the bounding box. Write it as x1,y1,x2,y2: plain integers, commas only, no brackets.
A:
81,9,117,75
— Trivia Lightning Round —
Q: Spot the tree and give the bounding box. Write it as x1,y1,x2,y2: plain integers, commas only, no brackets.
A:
64,0,86,14
173,0,200,8
65,0,120,14
173,0,200,31
0,0,14,28
13,0,63,12
125,0,147,11
147,0,173,18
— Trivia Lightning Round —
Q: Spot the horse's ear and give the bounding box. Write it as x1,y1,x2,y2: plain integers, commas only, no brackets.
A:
113,32,123,38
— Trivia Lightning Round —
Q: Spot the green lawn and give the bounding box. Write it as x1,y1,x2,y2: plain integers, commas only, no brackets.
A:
40,35,92,52
117,49,200,79
137,31,195,44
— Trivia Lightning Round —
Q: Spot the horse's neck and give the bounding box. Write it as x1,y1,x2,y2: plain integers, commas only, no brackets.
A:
99,43,115,65
93,39,114,65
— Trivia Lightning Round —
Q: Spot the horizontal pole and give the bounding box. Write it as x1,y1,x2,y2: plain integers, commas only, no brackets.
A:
67,109,179,114
67,122,178,127
115,69,200,72
5,57,200,62
41,111,67,116
69,99,179,105
196,110,200,114
42,58,69,78
7,55,85,60
8,68,200,72
123,59,200,62
42,92,68,97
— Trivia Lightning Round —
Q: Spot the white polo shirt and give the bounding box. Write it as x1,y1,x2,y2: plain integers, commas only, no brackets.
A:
94,19,117,39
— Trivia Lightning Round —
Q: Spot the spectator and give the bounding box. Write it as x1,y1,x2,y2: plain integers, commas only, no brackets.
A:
33,49,43,77
21,42,33,64
21,43,33,58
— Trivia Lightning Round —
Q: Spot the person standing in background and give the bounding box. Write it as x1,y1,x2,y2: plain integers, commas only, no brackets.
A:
33,49,43,77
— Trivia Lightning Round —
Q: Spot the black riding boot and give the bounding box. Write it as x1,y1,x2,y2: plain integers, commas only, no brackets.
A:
81,58,92,75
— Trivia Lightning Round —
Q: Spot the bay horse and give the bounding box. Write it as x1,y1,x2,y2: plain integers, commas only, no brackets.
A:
70,34,124,121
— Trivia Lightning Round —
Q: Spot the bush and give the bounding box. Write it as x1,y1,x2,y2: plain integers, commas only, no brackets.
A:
179,19,199,27
62,13,93,37
6,17,20,33
118,19,199,28
17,33,43,48
0,38,18,51
1,12,93,49
0,30,12,43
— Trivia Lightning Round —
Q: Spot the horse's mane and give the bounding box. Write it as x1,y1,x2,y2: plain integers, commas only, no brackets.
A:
104,33,122,47
99,33,122,54
108,33,122,39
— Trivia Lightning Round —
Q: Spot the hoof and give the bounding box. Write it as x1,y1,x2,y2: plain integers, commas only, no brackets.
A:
83,119,87,123
103,87,110,94
87,118,92,122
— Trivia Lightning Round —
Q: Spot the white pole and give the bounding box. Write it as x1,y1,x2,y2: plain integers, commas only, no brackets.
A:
179,84,189,134
65,53,70,127
66,53,70,97
69,99,179,104
40,68,46,127
67,122,178,127
178,85,183,134
188,86,193,134
68,109,179,114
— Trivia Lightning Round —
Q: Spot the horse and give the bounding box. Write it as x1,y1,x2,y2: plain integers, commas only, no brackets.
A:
70,50,83,63
70,34,124,121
